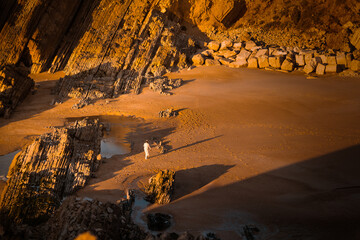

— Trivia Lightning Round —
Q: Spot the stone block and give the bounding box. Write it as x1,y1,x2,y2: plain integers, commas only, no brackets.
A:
254,49,269,58
281,59,294,71
245,41,257,50
219,50,237,58
345,53,353,68
327,56,337,65
273,50,288,56
192,54,205,65
229,58,248,68
336,52,346,67
269,56,282,68
269,47,277,55
350,28,360,50
325,64,339,73
233,42,243,50
258,56,269,68
247,58,258,68
316,64,326,75
236,49,251,60
295,54,305,66
208,41,221,51
205,59,221,66
201,50,214,58
304,53,314,65
319,55,328,64
220,40,233,50
350,60,360,71
304,63,316,74
219,58,233,66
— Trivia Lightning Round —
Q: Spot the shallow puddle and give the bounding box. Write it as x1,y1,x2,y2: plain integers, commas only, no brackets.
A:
66,115,135,158
0,150,20,180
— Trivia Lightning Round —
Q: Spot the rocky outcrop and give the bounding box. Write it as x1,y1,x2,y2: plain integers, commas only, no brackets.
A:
26,196,146,240
145,170,175,204
0,65,34,118
0,119,102,225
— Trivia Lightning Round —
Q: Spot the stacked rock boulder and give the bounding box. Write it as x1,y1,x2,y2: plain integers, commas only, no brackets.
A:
192,39,360,76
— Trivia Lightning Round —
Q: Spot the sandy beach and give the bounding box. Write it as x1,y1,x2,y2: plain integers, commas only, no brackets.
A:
1,66,360,239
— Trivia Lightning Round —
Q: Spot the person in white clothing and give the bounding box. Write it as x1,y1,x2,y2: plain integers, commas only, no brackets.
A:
144,140,151,159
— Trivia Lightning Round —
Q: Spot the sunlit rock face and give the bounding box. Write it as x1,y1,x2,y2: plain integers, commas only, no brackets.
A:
1,0,359,75
0,119,102,225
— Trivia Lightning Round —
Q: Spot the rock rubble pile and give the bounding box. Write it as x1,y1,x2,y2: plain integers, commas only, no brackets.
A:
193,39,360,76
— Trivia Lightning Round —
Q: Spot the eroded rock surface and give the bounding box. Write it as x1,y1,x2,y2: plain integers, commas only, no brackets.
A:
145,170,175,204
27,196,146,240
0,65,34,118
0,119,102,225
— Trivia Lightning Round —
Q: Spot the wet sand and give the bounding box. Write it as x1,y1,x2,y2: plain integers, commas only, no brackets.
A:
1,66,360,239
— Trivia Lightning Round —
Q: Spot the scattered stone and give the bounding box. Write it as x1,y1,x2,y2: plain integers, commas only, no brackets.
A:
316,63,326,75
205,59,221,66
201,50,214,58
145,170,175,204
248,58,258,68
192,54,205,66
339,69,359,77
146,213,172,231
229,58,248,68
269,56,282,68
207,41,221,51
159,108,178,118
258,56,270,68
325,64,339,73
281,59,294,71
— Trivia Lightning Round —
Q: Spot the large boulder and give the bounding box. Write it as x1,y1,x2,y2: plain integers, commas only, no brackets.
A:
316,63,326,75
236,49,252,60
258,56,270,68
192,54,205,66
229,58,247,68
269,56,282,68
281,59,294,71
145,170,175,204
295,54,305,66
247,58,258,68
207,41,221,51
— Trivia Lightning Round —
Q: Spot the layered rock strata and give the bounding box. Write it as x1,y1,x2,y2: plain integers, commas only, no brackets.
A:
53,7,195,105
0,119,102,225
0,65,34,118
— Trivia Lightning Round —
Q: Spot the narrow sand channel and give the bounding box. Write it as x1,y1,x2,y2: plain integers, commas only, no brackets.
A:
0,66,359,239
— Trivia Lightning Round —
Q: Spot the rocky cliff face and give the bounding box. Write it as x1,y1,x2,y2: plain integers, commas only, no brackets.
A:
2,0,359,74
0,65,34,118
0,119,102,225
